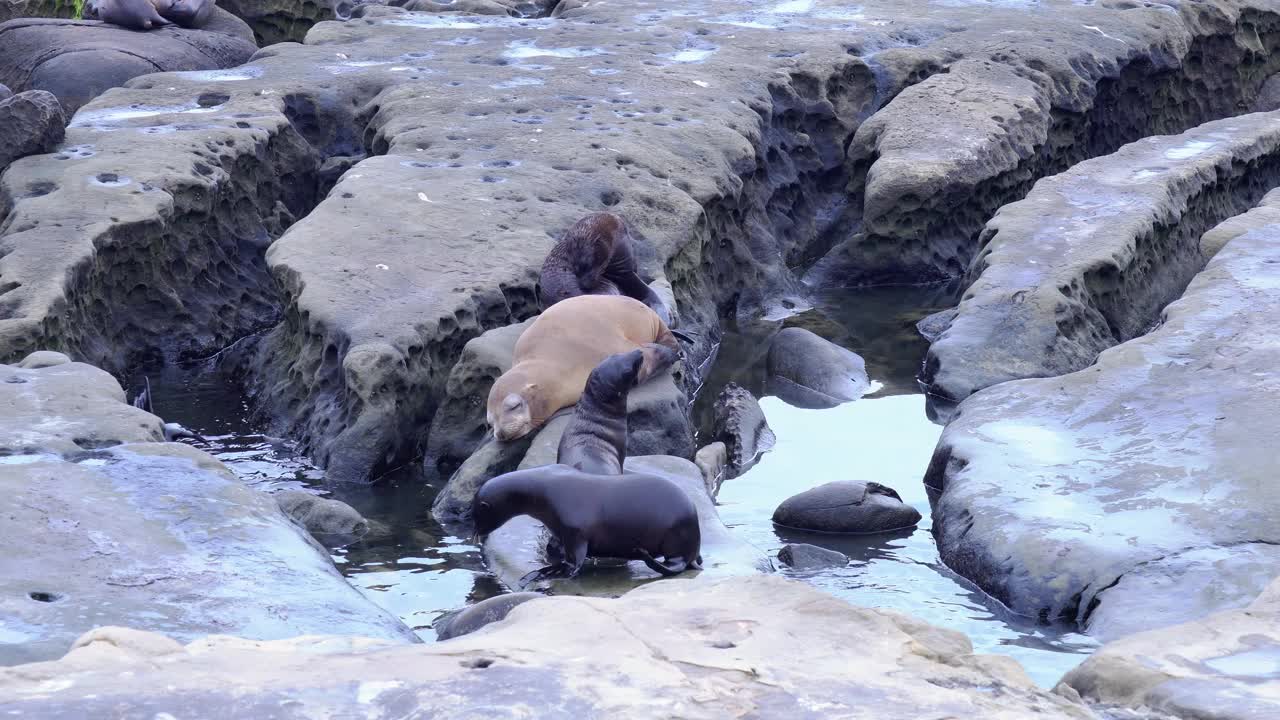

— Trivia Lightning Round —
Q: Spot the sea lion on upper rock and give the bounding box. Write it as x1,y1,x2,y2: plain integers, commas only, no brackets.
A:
486,295,679,442
94,0,171,30
159,0,214,28
556,349,643,476
540,212,674,326
473,464,703,583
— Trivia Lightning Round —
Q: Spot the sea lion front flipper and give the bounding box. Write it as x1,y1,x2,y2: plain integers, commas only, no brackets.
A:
636,342,679,384
612,271,673,326
635,548,687,577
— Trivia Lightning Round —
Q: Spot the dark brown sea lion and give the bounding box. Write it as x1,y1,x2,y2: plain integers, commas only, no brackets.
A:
540,212,673,326
486,295,679,442
555,349,643,476
473,464,703,583
160,0,214,28
95,0,171,30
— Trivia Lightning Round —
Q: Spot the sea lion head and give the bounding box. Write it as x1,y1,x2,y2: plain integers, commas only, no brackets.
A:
583,350,644,409
486,367,543,442
162,0,213,28
472,472,525,537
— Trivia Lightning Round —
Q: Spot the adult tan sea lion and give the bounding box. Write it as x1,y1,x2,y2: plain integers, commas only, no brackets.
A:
540,212,674,325
486,295,679,442
556,349,643,476
473,464,703,584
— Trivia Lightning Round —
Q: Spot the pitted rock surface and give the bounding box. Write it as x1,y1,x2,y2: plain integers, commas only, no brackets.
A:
925,212,1280,634
0,575,1094,719
0,355,417,666
922,109,1280,404
3,1,1280,482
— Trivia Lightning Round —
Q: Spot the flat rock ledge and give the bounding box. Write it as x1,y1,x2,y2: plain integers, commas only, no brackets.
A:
0,575,1094,719
923,109,1280,403
4,1,1279,483
925,202,1280,635
0,354,417,666
1059,575,1280,720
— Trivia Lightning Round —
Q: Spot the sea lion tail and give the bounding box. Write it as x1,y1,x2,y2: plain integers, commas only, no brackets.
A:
635,548,687,577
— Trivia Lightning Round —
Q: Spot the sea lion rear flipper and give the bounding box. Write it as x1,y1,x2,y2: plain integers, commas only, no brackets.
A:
636,548,687,577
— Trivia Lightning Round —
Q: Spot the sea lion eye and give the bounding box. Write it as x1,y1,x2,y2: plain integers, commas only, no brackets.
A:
502,393,523,411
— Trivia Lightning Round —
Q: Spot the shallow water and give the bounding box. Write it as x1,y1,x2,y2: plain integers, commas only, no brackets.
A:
142,282,1094,686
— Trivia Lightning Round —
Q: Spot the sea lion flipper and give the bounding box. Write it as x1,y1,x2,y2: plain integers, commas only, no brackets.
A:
636,548,686,577
637,342,679,384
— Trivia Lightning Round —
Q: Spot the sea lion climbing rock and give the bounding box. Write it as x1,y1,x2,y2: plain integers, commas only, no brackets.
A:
540,212,673,325
556,350,644,476
473,464,703,584
486,295,679,442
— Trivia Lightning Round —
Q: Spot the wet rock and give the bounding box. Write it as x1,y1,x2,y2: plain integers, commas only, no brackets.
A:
483,455,772,595
0,575,1093,719
15,350,70,369
915,308,956,343
774,481,921,535
1060,575,1280,719
926,214,1280,631
0,358,417,665
766,328,869,409
0,18,257,115
0,90,63,173
922,110,1280,404
694,441,727,497
1199,187,1280,260
432,592,543,641
777,543,849,570
218,0,350,45
274,489,369,540
711,383,774,479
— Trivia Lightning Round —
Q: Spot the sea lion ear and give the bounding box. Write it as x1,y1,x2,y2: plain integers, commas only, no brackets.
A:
502,393,523,411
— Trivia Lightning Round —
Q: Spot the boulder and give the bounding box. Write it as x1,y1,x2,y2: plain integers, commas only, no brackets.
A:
925,209,1280,631
0,90,64,174
0,575,1094,718
773,481,921,535
0,18,257,114
432,592,543,641
711,383,774,479
273,489,369,540
483,455,772,595
14,349,70,369
777,543,849,571
765,327,870,409
1059,575,1280,720
218,0,350,45
922,109,1280,404
915,308,956,343
0,354,417,665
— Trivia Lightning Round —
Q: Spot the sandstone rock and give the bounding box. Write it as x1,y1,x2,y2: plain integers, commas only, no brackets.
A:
0,575,1094,718
926,210,1280,631
483,455,772,595
777,543,848,570
0,358,416,665
0,82,9,101
4,1,1279,486
14,349,70,369
273,489,369,539
219,0,350,45
1060,575,1280,720
766,327,870,409
0,90,64,174
1250,72,1280,112
0,18,257,115
1199,186,1280,259
922,110,1280,404
711,382,774,479
432,591,543,641
392,0,554,17
693,441,727,497
774,481,921,535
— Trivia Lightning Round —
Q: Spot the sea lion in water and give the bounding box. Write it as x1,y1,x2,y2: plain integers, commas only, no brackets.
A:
473,464,703,583
556,350,643,476
486,295,679,442
132,377,206,443
95,0,170,30
540,212,674,326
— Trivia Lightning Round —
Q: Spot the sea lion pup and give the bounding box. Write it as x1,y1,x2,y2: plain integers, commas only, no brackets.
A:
486,295,679,442
160,0,215,28
556,349,643,476
473,465,703,583
540,212,674,326
95,0,171,30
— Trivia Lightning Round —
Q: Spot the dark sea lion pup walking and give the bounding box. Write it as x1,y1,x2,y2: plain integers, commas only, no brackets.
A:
556,349,644,476
473,465,703,584
540,212,675,326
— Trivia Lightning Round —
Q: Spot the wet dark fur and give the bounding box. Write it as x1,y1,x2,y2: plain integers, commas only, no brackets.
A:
473,465,703,583
556,350,643,476
540,212,672,324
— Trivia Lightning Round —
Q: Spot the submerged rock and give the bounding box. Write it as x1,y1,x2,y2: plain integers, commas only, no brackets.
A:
926,210,1280,632
0,575,1093,718
711,383,774,479
774,481,921,535
433,592,544,641
0,355,417,665
0,90,63,174
483,455,772,595
777,543,849,570
1060,575,1280,720
274,490,369,540
766,328,870,409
